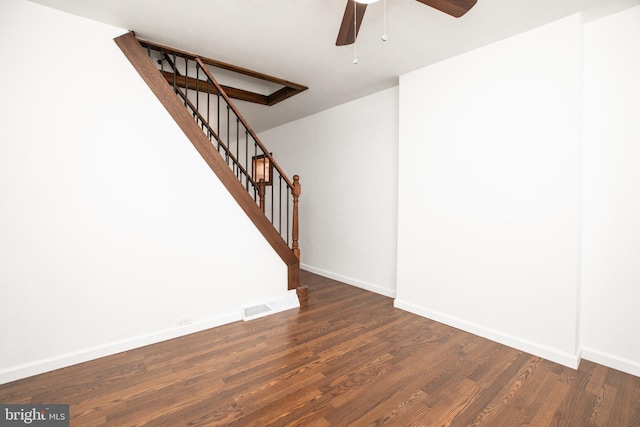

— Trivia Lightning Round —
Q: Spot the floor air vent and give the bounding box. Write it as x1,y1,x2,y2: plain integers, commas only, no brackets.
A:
242,290,300,321
243,304,271,319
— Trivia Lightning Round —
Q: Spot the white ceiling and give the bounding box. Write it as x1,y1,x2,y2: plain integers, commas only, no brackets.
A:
30,0,638,132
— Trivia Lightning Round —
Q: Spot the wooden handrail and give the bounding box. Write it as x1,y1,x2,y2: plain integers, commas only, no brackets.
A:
194,58,294,189
173,88,255,186
142,38,294,190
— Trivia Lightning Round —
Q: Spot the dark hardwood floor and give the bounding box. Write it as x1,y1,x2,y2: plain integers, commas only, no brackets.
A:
1,270,639,426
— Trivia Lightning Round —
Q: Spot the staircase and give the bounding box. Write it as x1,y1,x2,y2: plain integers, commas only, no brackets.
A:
114,32,302,291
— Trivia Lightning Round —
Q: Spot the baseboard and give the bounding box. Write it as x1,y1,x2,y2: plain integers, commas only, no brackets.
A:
0,311,240,385
394,299,581,369
581,347,640,377
301,264,396,298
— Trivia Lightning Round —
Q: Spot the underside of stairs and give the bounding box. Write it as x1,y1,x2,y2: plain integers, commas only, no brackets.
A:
114,32,303,291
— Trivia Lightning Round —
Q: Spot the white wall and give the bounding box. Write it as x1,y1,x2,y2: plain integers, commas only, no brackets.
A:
0,0,287,384
396,16,583,367
581,6,640,376
260,87,399,297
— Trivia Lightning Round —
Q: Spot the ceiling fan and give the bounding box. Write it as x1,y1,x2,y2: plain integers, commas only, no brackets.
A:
336,0,477,46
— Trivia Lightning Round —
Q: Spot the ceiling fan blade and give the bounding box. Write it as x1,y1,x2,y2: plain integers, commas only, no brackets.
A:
415,0,477,18
336,0,368,46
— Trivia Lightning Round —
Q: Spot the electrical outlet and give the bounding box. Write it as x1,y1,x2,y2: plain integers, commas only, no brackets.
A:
175,316,192,327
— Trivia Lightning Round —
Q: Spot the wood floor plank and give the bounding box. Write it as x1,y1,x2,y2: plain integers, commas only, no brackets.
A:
527,374,571,427
446,355,537,427
606,369,636,427
1,270,638,426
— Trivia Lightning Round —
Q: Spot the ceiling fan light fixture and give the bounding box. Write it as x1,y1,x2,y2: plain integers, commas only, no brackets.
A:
355,0,379,4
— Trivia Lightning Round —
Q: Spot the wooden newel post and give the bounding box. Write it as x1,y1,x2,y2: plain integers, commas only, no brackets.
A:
292,175,301,260
257,179,266,212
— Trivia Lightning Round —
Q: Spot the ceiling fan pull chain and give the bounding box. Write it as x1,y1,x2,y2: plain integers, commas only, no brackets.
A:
382,0,388,41
353,0,359,64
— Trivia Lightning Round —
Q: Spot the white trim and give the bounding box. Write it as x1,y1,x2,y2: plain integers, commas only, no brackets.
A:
394,299,581,369
0,312,240,385
301,264,396,298
581,347,640,378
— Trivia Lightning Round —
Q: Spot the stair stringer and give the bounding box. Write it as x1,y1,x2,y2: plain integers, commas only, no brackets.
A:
114,32,299,290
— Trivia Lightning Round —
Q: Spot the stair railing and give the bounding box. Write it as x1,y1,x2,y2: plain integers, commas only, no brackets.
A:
140,41,300,257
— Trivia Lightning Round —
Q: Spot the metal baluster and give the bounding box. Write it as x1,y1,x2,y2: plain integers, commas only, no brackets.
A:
245,130,249,190
172,52,177,93
225,104,231,164
253,141,258,201
184,57,188,106
217,93,220,152
207,79,211,141
279,175,283,235
196,63,201,130
236,118,240,177
270,168,274,224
